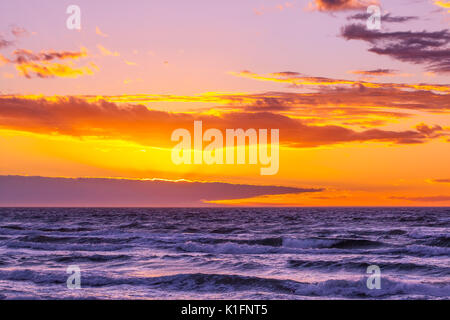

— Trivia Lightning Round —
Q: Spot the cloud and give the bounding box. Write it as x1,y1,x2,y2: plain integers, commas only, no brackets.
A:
97,44,120,56
347,13,418,23
10,25,29,38
430,178,450,184
2,72,14,79
15,61,96,79
349,68,398,76
0,54,9,66
207,88,449,119
434,1,450,13
415,123,443,137
390,195,450,202
231,70,450,92
254,2,295,15
5,48,88,64
0,47,95,79
0,26,29,49
0,96,446,148
341,23,450,73
7,67,448,120
95,26,109,37
0,175,320,206
3,73,449,127
309,0,377,12
0,36,13,49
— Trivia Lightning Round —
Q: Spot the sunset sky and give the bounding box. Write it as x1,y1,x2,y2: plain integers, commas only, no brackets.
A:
0,0,449,206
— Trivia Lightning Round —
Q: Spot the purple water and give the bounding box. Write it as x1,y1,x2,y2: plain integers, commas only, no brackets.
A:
0,207,449,299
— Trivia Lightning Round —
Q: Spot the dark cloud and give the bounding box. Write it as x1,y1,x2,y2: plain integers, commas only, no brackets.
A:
347,13,418,23
0,175,319,206
272,71,303,77
341,24,450,73
430,179,450,184
390,195,450,202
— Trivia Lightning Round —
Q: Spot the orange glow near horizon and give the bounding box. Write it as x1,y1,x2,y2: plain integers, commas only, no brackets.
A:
1,1,449,206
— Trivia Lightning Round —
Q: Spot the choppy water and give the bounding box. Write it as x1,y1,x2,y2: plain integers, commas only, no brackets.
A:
0,207,448,299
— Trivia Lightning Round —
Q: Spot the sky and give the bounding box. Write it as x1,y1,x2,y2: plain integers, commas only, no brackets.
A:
0,0,449,206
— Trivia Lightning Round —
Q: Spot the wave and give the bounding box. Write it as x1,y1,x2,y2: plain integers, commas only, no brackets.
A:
38,227,94,233
422,236,450,248
17,235,138,245
0,270,447,299
6,240,129,252
283,238,384,249
177,237,387,254
54,254,132,263
1,225,26,231
287,259,450,276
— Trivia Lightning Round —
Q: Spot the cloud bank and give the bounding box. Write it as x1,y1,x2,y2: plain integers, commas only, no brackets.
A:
0,95,446,148
0,175,319,206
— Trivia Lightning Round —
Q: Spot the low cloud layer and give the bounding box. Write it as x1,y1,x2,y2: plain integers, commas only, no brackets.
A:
0,95,446,148
0,175,319,206
390,195,450,202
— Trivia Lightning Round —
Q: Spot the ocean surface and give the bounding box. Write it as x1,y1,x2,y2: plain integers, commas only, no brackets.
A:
0,207,448,300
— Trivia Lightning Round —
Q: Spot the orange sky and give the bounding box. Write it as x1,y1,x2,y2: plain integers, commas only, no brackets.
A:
0,0,449,206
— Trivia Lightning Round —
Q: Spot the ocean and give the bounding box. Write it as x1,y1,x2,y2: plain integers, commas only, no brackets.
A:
0,207,448,299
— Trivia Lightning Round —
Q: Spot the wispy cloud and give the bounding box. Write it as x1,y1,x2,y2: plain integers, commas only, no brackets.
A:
349,68,398,76
347,12,418,23
97,44,120,57
341,24,450,73
230,70,450,92
10,25,29,38
254,2,295,16
429,178,450,184
5,48,88,64
0,36,14,49
0,26,30,49
0,47,96,78
390,195,450,202
95,26,109,37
